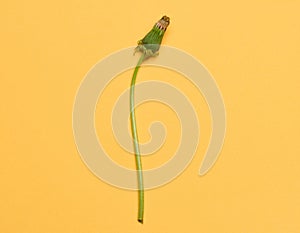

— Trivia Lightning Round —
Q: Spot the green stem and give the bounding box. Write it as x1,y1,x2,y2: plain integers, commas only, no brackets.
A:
130,53,146,224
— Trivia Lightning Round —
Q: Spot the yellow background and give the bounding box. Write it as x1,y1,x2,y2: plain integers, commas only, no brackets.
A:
1,0,300,232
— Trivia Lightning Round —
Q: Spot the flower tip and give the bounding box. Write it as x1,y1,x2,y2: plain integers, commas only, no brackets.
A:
161,15,170,24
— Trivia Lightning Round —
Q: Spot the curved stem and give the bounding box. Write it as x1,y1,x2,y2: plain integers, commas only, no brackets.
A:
130,53,146,224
